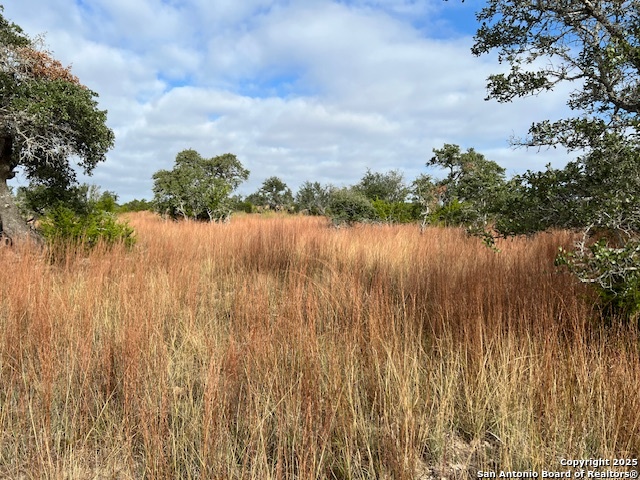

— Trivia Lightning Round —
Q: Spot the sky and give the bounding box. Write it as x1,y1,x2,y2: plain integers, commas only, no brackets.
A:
4,0,575,202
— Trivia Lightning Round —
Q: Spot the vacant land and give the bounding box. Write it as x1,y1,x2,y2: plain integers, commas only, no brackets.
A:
0,213,638,479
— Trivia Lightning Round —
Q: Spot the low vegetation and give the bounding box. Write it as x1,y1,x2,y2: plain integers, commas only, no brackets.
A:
1,213,638,479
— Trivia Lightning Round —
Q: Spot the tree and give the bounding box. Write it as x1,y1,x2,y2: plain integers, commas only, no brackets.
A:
492,162,585,236
428,144,506,228
472,1,640,319
294,181,332,215
0,7,114,242
472,0,640,151
354,168,409,203
352,168,421,224
17,182,89,219
411,173,440,231
248,176,294,211
152,149,249,221
554,137,640,318
119,198,153,213
328,188,377,226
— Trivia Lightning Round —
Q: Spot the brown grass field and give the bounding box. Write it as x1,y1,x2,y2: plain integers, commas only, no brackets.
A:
0,212,638,479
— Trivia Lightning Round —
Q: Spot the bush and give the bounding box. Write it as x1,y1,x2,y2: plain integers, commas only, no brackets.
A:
429,199,467,226
294,181,332,216
40,204,136,249
557,239,640,322
119,198,153,213
328,189,377,226
236,200,254,214
371,200,420,223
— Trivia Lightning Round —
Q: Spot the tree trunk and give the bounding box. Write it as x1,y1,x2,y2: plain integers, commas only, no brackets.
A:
0,136,43,245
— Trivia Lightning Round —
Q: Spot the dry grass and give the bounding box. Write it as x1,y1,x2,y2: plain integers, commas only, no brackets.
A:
0,212,638,479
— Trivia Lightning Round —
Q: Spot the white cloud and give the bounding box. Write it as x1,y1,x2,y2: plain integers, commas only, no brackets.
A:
3,0,576,202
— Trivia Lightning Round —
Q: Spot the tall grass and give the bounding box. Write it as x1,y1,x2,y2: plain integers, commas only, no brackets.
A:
0,212,637,479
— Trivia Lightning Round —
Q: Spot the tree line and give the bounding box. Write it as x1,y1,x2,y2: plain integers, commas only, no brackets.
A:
141,144,506,230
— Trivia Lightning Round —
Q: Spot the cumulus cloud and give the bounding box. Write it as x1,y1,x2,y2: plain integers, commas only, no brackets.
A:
4,0,575,201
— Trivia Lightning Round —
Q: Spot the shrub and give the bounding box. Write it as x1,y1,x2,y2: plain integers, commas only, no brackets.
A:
118,198,153,212
557,239,640,323
294,181,332,215
429,199,467,226
371,200,420,223
40,204,136,249
328,188,377,226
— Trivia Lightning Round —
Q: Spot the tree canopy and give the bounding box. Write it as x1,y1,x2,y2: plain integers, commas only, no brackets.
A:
294,181,332,215
0,5,114,241
428,144,506,228
473,0,640,319
152,149,249,221
248,176,294,211
472,0,640,150
354,168,409,204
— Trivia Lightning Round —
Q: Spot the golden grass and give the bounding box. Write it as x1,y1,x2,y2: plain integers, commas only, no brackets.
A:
0,212,638,479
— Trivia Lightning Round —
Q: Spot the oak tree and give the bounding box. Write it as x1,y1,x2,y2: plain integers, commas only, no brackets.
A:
354,168,409,203
472,0,640,150
152,149,249,221
0,6,114,242
248,176,294,211
428,144,506,229
473,0,640,318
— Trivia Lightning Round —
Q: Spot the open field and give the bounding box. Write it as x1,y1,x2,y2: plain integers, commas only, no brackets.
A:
0,213,638,479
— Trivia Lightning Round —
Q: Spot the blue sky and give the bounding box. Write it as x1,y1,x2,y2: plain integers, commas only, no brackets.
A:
5,0,574,202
